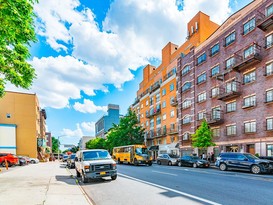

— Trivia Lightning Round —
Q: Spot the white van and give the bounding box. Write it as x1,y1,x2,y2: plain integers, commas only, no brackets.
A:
75,149,117,183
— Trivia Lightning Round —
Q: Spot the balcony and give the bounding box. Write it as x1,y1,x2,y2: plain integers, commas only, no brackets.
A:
155,128,167,138
146,106,161,118
146,131,155,139
170,97,178,107
257,12,273,32
132,98,140,107
206,110,224,126
168,127,178,135
217,82,241,101
150,81,161,94
232,43,262,72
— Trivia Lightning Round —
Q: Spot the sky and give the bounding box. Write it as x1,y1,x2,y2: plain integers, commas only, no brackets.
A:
6,0,253,148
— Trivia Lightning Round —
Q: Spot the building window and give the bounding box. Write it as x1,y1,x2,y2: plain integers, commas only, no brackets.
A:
243,18,255,35
244,45,255,59
183,133,190,140
211,65,220,77
210,43,220,56
182,116,191,124
162,101,166,108
146,121,149,126
226,81,237,93
6,113,11,118
182,99,191,109
197,92,206,103
150,97,154,105
197,73,206,84
162,88,166,96
146,100,149,106
162,114,166,120
182,65,190,76
266,4,273,17
170,83,174,91
266,89,273,103
211,87,219,98
212,128,220,137
265,61,273,76
226,125,236,136
197,111,206,121
156,93,160,103
170,110,175,118
150,119,154,128
225,57,235,69
243,70,256,84
226,101,236,113
265,34,273,49
182,82,192,92
197,53,207,65
266,118,273,131
267,144,273,156
243,95,256,108
244,121,256,133
156,116,161,125
224,32,236,47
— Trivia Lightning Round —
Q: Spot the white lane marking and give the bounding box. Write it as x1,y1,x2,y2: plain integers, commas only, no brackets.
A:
118,173,222,205
152,170,178,176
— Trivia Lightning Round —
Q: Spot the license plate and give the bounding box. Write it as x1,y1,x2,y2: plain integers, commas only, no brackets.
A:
100,172,106,175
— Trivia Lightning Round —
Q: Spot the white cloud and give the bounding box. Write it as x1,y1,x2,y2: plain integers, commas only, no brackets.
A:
81,121,96,134
61,121,95,139
30,0,234,109
62,123,83,138
73,99,107,114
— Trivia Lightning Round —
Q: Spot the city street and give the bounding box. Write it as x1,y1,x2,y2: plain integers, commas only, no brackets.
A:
70,164,273,205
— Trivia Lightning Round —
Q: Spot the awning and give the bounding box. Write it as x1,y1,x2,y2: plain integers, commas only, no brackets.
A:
149,145,159,151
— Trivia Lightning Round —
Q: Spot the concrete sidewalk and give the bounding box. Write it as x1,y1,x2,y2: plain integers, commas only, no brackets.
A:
0,161,93,205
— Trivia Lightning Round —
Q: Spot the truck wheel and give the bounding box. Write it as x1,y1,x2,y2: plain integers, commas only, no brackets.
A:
111,175,117,180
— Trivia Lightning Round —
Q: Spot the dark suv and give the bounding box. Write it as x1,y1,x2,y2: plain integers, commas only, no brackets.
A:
215,152,273,174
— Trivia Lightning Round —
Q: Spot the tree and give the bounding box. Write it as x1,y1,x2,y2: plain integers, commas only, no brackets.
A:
0,0,38,97
86,138,106,149
51,137,59,153
191,120,216,153
105,109,145,152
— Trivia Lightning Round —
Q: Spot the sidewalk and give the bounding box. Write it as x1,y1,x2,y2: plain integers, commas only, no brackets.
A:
0,161,93,205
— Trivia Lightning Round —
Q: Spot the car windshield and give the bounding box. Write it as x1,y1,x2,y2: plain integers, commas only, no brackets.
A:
169,154,179,158
191,156,200,160
83,150,111,160
136,148,148,155
244,153,259,160
70,154,76,159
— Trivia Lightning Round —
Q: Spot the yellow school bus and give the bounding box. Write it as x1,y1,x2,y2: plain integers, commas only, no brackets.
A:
112,144,152,166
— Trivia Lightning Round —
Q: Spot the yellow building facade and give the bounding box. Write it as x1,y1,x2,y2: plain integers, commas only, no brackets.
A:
0,91,47,159
131,12,219,159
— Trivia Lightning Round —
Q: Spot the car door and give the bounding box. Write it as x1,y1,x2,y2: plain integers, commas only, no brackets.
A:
162,154,169,165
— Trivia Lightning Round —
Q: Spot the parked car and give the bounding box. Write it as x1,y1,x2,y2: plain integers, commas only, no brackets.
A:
215,152,273,174
156,154,179,166
62,155,69,162
177,156,210,168
259,156,273,161
75,149,117,183
67,154,76,168
18,156,27,166
0,153,19,167
18,156,30,164
53,153,63,160
29,158,39,164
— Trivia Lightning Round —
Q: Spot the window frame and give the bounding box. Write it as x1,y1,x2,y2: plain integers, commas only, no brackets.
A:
243,70,256,84
265,34,273,49
196,53,207,66
210,43,220,56
197,73,207,85
243,18,255,35
182,82,192,92
182,65,191,76
244,121,256,133
211,65,220,77
266,89,273,103
226,101,236,113
197,92,207,103
226,125,236,136
224,32,236,47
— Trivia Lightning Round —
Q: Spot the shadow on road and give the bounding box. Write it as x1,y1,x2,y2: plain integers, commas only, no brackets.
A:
55,175,77,185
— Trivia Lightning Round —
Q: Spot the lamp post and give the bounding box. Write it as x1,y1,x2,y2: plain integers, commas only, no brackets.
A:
58,135,65,161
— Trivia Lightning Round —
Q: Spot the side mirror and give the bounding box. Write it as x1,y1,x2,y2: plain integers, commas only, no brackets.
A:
74,157,78,162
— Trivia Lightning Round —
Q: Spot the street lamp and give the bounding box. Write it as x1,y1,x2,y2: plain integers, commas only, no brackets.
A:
58,135,66,161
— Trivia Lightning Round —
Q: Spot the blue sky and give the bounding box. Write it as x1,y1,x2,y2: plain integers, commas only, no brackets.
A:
7,0,252,148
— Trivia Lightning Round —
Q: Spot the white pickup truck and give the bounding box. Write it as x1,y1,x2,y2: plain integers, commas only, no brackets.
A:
75,149,117,183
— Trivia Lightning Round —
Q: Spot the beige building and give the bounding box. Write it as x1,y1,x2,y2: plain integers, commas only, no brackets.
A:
0,91,47,159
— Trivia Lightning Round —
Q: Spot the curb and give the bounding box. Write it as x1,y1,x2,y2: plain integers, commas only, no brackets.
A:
65,167,95,205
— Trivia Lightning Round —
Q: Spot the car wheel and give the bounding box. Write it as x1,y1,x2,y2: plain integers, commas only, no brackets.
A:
30,160,35,164
81,172,88,183
251,165,261,174
148,162,152,166
111,175,117,180
178,161,182,167
76,169,81,177
1,161,9,167
193,163,197,168
219,163,227,171
133,158,138,166
168,161,172,166
157,160,161,165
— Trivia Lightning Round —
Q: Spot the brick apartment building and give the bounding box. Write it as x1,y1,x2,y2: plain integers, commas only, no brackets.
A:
131,12,219,159
177,0,273,157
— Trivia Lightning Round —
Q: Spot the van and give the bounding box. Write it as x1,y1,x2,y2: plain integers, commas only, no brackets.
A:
75,149,117,183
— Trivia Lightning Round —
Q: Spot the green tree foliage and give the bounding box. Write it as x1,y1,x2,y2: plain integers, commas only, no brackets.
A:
191,120,216,151
51,137,59,153
0,0,38,97
86,138,106,149
105,109,145,152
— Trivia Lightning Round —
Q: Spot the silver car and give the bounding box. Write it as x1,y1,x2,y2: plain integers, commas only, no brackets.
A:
156,154,179,166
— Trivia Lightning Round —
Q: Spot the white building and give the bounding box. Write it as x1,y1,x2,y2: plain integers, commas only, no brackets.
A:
78,136,95,150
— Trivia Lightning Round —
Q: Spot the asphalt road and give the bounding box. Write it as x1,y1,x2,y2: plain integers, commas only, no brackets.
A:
71,164,273,205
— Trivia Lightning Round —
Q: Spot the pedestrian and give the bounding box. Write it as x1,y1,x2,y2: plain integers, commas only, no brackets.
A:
207,153,211,162
202,152,206,160
211,152,215,162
